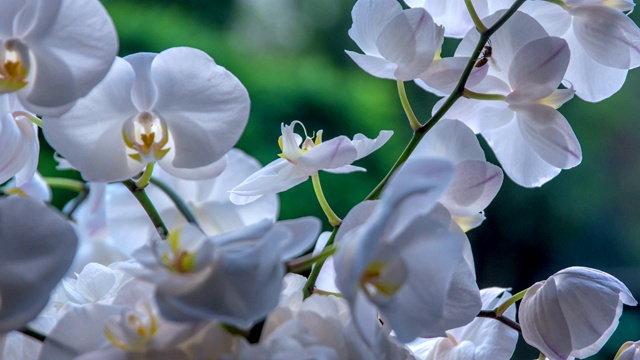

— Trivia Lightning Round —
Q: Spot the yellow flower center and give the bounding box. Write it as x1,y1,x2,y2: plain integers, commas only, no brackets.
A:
104,303,159,351
277,127,322,162
122,111,171,163
0,40,29,93
360,261,402,298
160,227,197,273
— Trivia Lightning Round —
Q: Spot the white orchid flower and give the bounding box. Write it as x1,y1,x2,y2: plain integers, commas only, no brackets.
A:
440,13,581,187
43,47,250,182
346,0,444,80
515,0,640,102
0,0,118,116
129,217,321,328
230,121,392,205
404,0,491,38
408,288,518,360
0,196,77,333
333,158,481,343
247,274,416,360
0,94,38,186
412,120,503,231
617,341,640,360
104,149,279,257
1,171,50,202
68,183,131,272
41,300,201,360
519,266,637,360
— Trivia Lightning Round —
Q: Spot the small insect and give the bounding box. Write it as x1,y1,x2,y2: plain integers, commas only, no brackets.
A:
475,39,493,68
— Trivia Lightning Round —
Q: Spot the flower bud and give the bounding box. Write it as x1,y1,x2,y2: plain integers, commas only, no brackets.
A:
616,341,640,360
519,266,637,360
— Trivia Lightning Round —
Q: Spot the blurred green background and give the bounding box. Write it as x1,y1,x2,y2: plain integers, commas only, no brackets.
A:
38,0,640,357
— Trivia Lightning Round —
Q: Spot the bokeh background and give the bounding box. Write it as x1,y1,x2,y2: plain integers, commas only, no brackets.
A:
38,0,640,357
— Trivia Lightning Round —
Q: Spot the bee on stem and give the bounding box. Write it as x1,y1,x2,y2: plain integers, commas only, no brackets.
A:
475,39,493,68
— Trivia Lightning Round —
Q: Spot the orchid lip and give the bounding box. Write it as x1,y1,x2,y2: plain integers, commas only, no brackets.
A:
122,111,171,163
0,39,30,93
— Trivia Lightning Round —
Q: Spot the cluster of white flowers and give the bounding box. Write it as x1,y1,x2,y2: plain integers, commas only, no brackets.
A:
1,0,640,359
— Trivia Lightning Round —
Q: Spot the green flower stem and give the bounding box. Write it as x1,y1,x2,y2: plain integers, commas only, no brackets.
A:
495,288,528,316
365,131,425,201
19,327,46,342
43,177,87,193
62,190,90,218
485,0,528,37
463,88,507,101
364,0,527,201
397,80,422,130
149,176,201,228
537,353,547,360
135,162,155,189
303,227,338,299
311,173,342,227
122,179,168,237
465,0,488,33
287,244,337,274
222,323,250,338
476,310,522,332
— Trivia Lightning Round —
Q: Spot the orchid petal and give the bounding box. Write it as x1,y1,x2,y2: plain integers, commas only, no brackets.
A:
229,158,307,205
483,119,561,187
507,37,570,103
434,93,513,134
456,11,549,82
42,57,143,182
297,136,358,173
152,47,250,170
416,56,488,96
352,130,393,160
0,196,77,333
345,51,397,80
158,153,227,181
20,0,118,115
571,5,640,69
348,0,402,56
377,8,440,80
125,52,158,111
514,103,582,169
442,160,504,217
275,217,322,261
563,29,628,102
416,120,486,163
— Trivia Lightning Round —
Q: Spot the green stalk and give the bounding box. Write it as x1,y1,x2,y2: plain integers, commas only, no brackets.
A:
19,327,46,342
463,88,507,101
149,177,201,227
287,244,337,273
495,288,528,316
365,0,528,200
122,179,168,237
135,162,155,189
311,174,342,227
397,80,422,130
465,0,488,33
303,227,338,298
44,177,86,193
